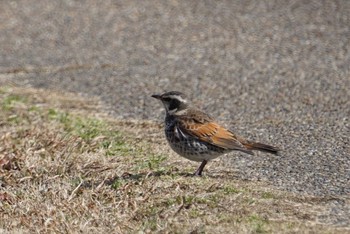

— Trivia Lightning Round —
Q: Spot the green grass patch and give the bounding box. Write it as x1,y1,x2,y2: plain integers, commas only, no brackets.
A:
48,108,107,141
135,154,168,172
261,191,276,199
222,185,241,195
47,108,134,156
1,94,27,110
247,214,269,233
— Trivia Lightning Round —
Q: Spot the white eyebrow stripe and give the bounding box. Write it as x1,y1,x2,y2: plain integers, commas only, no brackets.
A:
168,95,187,103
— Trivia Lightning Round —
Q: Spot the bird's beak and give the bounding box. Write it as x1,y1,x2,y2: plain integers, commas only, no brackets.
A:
151,94,161,99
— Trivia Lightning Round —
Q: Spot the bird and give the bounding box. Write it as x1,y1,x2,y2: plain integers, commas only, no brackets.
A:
151,91,279,176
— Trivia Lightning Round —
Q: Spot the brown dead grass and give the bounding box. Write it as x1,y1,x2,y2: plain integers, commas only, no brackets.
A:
0,86,348,233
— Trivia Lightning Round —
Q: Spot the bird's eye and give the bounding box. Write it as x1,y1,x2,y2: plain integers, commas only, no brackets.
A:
162,97,171,102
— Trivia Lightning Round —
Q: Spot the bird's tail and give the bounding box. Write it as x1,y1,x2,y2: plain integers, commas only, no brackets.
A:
244,141,279,155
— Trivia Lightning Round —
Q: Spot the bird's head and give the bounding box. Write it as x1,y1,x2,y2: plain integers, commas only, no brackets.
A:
152,91,189,115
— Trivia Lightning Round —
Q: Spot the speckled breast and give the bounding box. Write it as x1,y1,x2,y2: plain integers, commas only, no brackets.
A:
164,116,225,162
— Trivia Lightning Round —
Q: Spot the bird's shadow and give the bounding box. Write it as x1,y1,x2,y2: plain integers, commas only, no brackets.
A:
105,169,241,184
80,169,241,190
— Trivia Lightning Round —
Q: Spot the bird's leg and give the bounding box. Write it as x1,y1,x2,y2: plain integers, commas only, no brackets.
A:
194,160,208,176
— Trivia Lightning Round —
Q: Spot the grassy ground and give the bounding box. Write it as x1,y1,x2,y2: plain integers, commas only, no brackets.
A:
0,87,348,233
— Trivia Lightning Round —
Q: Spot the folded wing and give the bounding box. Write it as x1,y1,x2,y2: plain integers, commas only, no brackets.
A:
175,110,254,155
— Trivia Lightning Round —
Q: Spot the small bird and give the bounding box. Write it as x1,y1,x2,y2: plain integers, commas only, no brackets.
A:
152,91,279,176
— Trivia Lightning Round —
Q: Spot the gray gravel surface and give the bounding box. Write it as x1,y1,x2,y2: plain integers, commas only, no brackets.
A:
0,0,349,226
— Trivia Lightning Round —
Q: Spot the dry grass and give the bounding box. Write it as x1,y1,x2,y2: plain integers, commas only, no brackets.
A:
0,86,348,233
